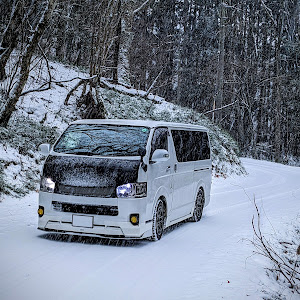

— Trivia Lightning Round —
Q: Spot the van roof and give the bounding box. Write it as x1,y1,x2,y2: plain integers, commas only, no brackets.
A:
71,119,208,131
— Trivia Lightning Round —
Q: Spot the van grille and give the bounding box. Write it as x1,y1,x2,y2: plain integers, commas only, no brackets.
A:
55,184,116,198
52,201,118,216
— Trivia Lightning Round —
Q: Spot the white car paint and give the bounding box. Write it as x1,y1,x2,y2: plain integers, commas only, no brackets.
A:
38,119,212,239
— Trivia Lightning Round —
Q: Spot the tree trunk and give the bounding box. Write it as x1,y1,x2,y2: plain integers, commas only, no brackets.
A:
116,0,137,86
274,16,283,162
214,1,226,123
0,0,23,80
0,0,57,127
112,0,121,83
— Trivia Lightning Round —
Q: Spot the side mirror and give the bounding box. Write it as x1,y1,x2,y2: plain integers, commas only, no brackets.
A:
151,149,169,163
138,147,147,172
138,147,146,158
39,143,51,155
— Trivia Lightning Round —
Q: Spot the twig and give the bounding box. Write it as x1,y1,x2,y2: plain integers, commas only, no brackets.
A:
251,198,300,292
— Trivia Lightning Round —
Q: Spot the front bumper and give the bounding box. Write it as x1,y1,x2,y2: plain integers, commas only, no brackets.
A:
38,192,153,239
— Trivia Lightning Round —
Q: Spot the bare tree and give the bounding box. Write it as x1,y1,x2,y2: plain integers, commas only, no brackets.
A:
0,0,57,127
0,0,23,80
213,1,226,122
113,0,151,86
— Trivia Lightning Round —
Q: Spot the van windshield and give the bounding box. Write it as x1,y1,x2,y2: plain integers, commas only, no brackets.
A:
53,124,150,156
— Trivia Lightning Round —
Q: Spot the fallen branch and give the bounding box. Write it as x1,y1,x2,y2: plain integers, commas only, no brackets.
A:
64,79,85,105
100,78,164,103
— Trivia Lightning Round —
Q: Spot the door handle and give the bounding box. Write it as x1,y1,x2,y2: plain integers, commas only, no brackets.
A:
174,164,177,172
166,166,171,172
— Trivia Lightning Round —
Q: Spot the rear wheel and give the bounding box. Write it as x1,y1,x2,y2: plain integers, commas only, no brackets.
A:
151,199,166,241
190,188,205,222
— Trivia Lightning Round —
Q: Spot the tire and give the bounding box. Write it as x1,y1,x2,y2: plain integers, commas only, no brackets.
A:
151,199,166,241
190,188,205,222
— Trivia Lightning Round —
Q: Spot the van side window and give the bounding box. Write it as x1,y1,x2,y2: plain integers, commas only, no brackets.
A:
151,127,168,158
171,130,210,162
171,130,191,162
198,132,210,160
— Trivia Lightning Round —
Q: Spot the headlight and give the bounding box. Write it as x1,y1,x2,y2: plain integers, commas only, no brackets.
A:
116,182,147,198
40,177,55,193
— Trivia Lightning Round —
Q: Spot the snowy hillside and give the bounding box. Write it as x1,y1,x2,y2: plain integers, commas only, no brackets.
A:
0,60,245,196
0,159,299,300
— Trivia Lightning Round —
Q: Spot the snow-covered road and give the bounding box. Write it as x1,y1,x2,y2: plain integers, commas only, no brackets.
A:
0,158,299,300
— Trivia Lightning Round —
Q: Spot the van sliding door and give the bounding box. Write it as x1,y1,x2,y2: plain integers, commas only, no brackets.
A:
169,130,195,221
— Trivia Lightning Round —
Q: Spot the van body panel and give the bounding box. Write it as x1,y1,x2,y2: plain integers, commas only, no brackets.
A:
194,159,212,207
169,161,195,221
38,119,212,239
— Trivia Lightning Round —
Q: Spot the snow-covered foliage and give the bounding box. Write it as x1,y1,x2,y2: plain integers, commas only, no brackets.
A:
0,60,245,196
0,119,58,196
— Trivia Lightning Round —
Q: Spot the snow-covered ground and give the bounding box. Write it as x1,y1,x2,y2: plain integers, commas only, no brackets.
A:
0,158,299,300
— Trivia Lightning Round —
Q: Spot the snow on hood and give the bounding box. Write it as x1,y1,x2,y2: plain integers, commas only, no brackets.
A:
42,154,141,198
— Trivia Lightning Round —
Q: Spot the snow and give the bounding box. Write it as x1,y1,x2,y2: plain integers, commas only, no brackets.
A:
0,158,299,300
14,59,84,129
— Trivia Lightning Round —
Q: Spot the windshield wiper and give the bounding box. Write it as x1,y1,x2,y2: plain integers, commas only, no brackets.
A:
64,151,94,156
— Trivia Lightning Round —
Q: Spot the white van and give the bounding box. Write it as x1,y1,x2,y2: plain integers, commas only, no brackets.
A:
38,119,211,240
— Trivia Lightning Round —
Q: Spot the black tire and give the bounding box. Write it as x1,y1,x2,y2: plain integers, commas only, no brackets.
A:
190,188,205,222
151,199,166,241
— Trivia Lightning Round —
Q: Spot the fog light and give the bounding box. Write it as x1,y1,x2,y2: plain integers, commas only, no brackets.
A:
38,206,44,217
130,214,139,225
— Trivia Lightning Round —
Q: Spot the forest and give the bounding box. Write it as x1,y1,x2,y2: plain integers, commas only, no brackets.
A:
0,2,299,299
0,0,299,164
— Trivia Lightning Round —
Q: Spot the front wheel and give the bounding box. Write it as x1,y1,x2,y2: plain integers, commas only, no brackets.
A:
151,199,166,241
189,188,205,222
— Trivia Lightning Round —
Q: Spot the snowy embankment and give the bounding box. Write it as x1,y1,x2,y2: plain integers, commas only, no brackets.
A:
1,59,245,196
0,158,299,300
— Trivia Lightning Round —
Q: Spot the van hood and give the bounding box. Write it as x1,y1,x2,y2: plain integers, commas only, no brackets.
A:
42,154,141,198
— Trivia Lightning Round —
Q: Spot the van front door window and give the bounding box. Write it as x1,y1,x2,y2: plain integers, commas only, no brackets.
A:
150,127,168,158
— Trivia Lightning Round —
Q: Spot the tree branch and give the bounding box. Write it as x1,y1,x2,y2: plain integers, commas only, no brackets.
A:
260,0,277,26
64,79,86,105
133,0,151,14
20,43,52,96
203,100,238,115
145,69,163,97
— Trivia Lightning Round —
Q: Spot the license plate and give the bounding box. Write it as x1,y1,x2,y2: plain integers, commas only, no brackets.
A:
72,215,93,228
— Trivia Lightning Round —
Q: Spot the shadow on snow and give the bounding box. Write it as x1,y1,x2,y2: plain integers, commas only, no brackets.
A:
37,215,206,247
